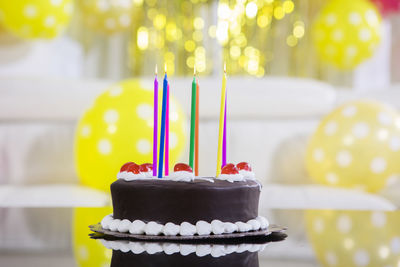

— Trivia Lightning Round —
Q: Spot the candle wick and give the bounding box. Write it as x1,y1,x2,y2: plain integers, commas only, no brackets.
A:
164,63,167,74
224,62,226,74
155,64,158,76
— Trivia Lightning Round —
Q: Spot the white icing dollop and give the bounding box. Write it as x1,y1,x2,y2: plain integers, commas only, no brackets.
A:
196,220,212,236
225,244,239,254
239,170,256,179
117,219,131,233
143,171,153,178
117,171,146,181
196,244,211,257
129,220,146,234
211,245,226,257
235,221,252,232
211,220,225,235
247,219,261,231
145,221,163,235
217,173,244,182
145,243,163,254
119,241,131,253
256,216,269,229
249,244,261,252
101,214,113,230
101,214,269,236
163,222,180,236
129,242,145,254
169,171,195,182
101,239,268,258
163,243,180,255
237,243,249,253
180,222,197,236
223,222,238,233
180,244,197,256
109,219,121,231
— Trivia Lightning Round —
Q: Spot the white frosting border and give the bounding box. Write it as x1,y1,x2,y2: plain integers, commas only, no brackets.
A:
117,173,258,184
100,239,268,258
101,214,269,236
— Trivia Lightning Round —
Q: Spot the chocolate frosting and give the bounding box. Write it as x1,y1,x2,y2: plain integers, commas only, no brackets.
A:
111,178,260,225
111,249,259,267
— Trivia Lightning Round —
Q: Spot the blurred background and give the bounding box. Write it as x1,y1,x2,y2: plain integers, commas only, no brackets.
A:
2,0,400,266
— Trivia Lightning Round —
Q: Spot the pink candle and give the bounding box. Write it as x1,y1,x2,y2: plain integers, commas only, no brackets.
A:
153,66,158,177
165,83,170,176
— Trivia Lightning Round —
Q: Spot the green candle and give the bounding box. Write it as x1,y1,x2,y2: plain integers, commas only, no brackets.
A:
189,69,196,169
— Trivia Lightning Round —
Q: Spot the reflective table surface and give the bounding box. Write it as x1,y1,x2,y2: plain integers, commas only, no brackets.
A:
1,207,398,267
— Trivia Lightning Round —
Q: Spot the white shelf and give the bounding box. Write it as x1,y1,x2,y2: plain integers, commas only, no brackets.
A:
0,184,110,207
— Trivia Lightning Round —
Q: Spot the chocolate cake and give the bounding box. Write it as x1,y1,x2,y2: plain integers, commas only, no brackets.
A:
100,162,269,237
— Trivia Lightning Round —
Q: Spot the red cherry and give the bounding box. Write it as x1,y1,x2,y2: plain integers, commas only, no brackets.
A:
221,163,239,175
174,163,193,173
140,163,153,173
120,162,135,172
126,163,140,174
236,162,252,172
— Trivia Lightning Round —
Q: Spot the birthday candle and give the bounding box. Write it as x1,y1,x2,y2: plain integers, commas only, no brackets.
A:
222,93,227,168
165,83,170,176
216,63,227,176
195,76,199,176
189,67,196,169
158,64,168,178
153,65,158,177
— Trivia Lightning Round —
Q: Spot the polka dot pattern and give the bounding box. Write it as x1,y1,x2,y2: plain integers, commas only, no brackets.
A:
336,150,352,167
0,0,74,40
75,79,186,192
354,249,370,266
136,139,151,155
326,172,338,184
325,121,338,136
312,0,381,69
306,210,400,267
370,157,387,174
81,125,91,137
73,207,113,267
325,251,337,265
389,137,400,151
104,109,119,124
313,148,325,162
371,211,386,228
98,139,112,155
136,104,153,120
306,101,400,193
352,122,369,138
337,215,352,234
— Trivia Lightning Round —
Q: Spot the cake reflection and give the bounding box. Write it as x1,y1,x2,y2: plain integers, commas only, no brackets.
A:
96,232,286,267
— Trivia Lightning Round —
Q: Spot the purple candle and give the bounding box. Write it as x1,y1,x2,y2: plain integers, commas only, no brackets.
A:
153,65,158,177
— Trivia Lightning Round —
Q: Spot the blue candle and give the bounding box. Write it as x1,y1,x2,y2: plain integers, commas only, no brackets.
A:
158,65,168,178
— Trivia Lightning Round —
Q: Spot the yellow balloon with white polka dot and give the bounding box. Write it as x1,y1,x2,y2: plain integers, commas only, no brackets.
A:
75,79,186,192
0,0,73,40
306,210,400,267
73,207,112,267
306,101,400,193
312,0,381,70
78,0,134,34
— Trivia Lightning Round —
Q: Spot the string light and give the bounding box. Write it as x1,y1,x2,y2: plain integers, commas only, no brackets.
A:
128,0,301,77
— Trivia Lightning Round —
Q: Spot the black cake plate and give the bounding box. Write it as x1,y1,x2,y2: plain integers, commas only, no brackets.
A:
89,223,287,241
